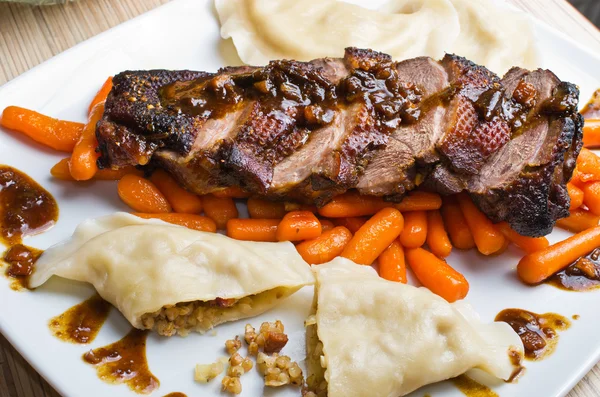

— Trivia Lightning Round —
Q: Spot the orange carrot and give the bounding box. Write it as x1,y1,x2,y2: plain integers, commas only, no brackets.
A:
132,213,216,232
568,183,584,210
69,102,104,180
284,202,318,213
117,174,171,213
226,219,279,242
405,247,469,302
496,222,549,254
276,211,322,242
395,191,442,212
582,181,600,216
572,148,600,185
203,195,239,230
378,241,407,283
341,207,404,265
399,210,428,248
320,219,335,232
583,119,600,148
556,209,600,233
94,167,144,180
1,106,84,152
318,191,390,218
211,186,250,198
247,197,286,219
88,77,113,115
456,193,506,255
51,158,142,181
426,210,452,258
332,217,368,233
296,226,352,264
150,169,203,214
441,196,475,250
518,226,600,284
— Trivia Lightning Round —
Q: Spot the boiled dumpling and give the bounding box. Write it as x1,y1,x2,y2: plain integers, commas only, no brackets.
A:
215,0,460,65
30,213,314,336
305,258,524,397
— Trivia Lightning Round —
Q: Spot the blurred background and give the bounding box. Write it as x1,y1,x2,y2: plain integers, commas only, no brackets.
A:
570,0,600,26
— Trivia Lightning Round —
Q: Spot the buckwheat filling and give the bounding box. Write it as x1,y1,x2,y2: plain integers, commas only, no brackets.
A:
139,286,288,336
305,313,327,396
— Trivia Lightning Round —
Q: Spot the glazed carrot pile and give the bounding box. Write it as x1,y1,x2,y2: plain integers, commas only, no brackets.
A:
4,79,600,304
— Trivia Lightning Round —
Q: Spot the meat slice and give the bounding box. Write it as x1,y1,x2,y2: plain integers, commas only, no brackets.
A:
469,69,583,236
356,57,448,198
96,49,583,236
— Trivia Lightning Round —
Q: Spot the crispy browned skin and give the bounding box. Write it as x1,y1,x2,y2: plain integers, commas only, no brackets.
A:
96,48,582,237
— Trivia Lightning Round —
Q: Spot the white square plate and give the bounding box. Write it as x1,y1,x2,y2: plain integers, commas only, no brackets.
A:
1,0,600,396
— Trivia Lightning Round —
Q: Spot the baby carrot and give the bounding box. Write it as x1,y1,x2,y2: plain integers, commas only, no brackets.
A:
573,149,600,185
51,158,142,181
1,106,84,152
441,196,475,250
518,226,600,284
341,207,404,265
456,193,506,255
203,195,239,230
568,183,584,210
211,186,250,198
399,210,428,248
378,241,407,283
226,219,279,242
88,77,113,115
276,211,322,242
247,197,286,219
132,213,216,232
332,217,368,233
296,226,352,264
496,222,549,254
426,210,452,258
395,191,442,212
405,247,469,302
69,102,104,180
556,209,600,233
582,181,600,216
93,167,143,180
150,169,203,214
320,219,335,232
583,119,600,148
117,174,171,213
318,191,390,218
284,202,318,213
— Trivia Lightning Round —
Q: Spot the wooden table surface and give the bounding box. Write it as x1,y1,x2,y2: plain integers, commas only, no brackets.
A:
1,0,600,396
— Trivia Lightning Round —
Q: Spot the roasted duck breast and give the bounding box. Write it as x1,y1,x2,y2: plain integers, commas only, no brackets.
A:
96,48,583,237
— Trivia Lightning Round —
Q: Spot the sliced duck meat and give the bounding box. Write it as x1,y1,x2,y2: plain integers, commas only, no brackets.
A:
96,48,582,236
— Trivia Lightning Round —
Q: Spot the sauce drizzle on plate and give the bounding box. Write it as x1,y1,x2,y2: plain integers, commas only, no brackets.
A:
451,375,498,397
547,248,600,291
0,165,57,289
495,309,570,361
49,294,111,344
83,328,159,394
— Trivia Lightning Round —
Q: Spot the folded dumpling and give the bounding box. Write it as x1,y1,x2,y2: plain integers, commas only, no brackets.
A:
30,213,314,336
305,258,524,397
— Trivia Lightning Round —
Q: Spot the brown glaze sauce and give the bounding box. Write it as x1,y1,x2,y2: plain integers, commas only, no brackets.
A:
163,393,187,397
49,294,112,344
1,165,58,289
495,309,570,361
451,375,498,397
506,349,526,382
547,248,600,291
0,165,58,246
83,328,159,394
3,244,43,290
